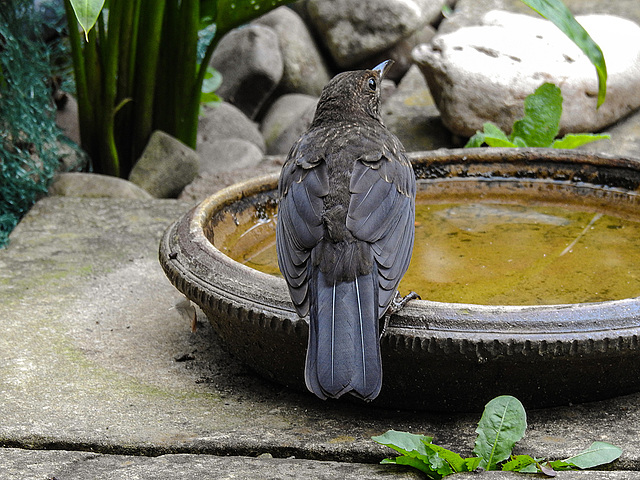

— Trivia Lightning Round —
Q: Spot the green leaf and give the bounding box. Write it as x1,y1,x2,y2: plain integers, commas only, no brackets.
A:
483,122,518,147
548,459,576,471
465,456,482,471
473,395,527,470
216,0,296,35
502,454,538,472
68,0,106,39
202,67,223,93
464,123,517,148
426,443,471,473
384,456,442,478
373,430,432,456
511,136,529,148
372,431,452,478
510,83,562,147
464,132,486,148
561,442,622,469
552,133,610,149
200,0,217,25
520,0,607,107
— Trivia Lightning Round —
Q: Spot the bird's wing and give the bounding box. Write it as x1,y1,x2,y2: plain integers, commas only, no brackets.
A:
347,143,416,318
276,137,329,317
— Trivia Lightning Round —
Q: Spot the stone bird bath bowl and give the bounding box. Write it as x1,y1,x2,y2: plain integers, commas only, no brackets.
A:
160,148,640,411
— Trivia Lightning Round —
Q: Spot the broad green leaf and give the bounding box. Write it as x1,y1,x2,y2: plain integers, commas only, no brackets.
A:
483,122,517,147
552,133,610,149
511,136,529,148
373,431,452,478
465,456,482,471
548,459,573,471
521,0,607,107
561,441,622,469
464,132,486,148
502,454,538,472
383,456,442,478
465,123,517,148
200,0,217,25
372,430,432,456
473,395,527,470
426,443,470,473
68,0,105,39
484,137,518,148
510,83,561,147
216,0,296,35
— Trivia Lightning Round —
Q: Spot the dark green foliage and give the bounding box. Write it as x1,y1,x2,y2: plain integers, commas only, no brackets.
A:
373,395,622,478
465,83,610,148
65,0,296,178
0,1,74,247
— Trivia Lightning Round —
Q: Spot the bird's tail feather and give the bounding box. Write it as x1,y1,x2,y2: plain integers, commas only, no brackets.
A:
305,269,382,401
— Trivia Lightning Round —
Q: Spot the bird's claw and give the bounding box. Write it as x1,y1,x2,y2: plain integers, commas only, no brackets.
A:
380,291,421,338
390,291,421,312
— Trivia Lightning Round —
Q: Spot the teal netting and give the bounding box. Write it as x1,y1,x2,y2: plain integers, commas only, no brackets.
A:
1,1,68,247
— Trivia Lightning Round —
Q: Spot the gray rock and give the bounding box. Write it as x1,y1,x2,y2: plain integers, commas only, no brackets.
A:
267,106,316,156
413,11,640,137
56,138,88,172
578,108,640,161
254,6,331,96
179,155,284,203
306,0,447,68
129,130,199,198
48,172,153,199
261,94,318,154
198,102,266,153
210,24,283,119
346,24,437,83
381,65,453,151
55,93,81,145
198,138,264,174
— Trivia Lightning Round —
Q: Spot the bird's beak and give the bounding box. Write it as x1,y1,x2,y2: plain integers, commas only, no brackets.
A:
372,60,394,79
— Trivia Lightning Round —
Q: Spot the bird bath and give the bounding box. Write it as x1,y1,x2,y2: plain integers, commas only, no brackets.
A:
160,148,640,411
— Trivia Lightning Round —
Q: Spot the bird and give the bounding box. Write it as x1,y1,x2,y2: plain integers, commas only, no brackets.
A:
276,60,416,401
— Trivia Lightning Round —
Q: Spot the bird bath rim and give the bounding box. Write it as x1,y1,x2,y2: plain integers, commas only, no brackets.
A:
159,148,640,411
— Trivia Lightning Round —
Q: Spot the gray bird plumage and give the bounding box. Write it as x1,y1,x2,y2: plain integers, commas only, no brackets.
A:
276,60,416,401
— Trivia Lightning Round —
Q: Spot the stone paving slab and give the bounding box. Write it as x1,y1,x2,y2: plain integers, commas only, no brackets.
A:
1,448,638,480
0,448,424,480
1,197,640,475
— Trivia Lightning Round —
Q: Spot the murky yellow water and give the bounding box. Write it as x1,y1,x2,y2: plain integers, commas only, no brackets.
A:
216,183,640,306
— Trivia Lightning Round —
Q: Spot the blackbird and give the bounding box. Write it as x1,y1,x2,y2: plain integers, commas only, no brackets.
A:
276,60,416,401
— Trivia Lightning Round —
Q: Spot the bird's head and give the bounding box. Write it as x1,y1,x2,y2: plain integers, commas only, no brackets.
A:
312,60,394,126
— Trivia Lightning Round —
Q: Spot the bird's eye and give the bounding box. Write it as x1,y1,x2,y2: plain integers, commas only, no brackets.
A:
368,78,377,91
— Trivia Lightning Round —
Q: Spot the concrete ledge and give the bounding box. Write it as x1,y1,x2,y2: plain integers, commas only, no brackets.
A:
1,197,640,477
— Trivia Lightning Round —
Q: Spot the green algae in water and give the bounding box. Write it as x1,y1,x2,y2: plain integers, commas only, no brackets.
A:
216,190,640,306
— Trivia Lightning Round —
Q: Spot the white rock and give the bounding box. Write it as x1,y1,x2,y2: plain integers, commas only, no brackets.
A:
413,11,640,137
